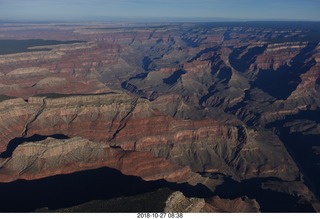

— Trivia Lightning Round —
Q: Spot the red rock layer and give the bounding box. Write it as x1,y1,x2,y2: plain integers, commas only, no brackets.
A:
0,137,202,185
0,93,300,183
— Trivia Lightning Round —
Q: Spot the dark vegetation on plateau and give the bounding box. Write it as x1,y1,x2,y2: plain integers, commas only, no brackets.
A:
0,39,85,55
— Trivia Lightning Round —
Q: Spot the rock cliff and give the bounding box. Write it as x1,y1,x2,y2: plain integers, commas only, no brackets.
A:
0,22,319,212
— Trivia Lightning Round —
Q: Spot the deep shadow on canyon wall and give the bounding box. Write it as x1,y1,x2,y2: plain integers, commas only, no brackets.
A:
0,165,316,212
266,109,320,201
0,167,212,212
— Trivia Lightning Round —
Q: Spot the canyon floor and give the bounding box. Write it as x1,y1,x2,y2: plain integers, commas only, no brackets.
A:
0,21,320,212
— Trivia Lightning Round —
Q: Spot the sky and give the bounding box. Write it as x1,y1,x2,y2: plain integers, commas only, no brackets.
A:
0,0,319,22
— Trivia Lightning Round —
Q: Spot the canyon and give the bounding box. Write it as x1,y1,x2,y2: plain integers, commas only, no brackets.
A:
0,21,319,212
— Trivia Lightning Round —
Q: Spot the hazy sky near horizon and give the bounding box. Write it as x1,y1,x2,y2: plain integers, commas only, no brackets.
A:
0,0,319,22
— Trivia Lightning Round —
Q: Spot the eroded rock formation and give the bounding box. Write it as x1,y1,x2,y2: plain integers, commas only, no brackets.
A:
0,22,319,212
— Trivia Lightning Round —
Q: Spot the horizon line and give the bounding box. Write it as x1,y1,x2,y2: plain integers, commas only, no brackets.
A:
1,16,320,24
